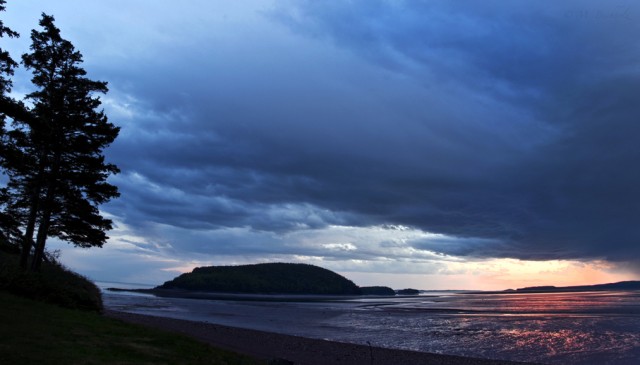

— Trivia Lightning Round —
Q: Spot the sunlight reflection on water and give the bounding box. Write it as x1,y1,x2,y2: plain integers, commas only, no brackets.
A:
332,291,640,364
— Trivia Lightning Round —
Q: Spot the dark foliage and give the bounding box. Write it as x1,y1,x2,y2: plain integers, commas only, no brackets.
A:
359,286,396,296
0,0,25,247
159,263,362,295
0,250,103,311
0,4,110,313
0,0,18,95
396,288,420,295
1,14,119,270
0,235,19,254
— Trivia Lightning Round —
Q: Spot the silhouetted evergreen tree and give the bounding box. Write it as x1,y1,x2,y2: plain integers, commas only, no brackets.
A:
0,0,23,247
6,14,120,270
0,0,17,94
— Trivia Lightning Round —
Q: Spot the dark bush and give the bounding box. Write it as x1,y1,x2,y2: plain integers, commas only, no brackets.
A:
360,286,396,296
0,251,103,312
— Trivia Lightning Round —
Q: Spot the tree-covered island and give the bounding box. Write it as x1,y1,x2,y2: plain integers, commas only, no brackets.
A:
155,263,397,296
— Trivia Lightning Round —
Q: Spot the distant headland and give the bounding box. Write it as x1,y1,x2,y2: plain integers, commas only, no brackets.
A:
505,280,640,293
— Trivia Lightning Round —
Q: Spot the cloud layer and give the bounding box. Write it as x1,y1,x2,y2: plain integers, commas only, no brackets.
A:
5,1,640,275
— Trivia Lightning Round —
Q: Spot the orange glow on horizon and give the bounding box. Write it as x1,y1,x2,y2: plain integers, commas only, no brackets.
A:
467,259,634,290
344,259,637,291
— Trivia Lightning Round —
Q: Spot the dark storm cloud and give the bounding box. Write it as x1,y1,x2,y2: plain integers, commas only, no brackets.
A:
8,1,639,263
266,0,640,261
100,0,639,262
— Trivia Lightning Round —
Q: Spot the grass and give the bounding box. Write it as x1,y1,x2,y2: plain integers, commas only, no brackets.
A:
0,244,263,364
0,291,264,365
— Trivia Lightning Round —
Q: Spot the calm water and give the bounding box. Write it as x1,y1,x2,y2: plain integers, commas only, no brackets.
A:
100,283,640,364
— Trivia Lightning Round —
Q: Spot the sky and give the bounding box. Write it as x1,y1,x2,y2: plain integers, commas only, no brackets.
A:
2,0,639,290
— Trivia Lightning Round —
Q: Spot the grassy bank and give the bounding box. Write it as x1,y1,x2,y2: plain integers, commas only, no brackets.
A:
0,248,102,311
0,291,263,364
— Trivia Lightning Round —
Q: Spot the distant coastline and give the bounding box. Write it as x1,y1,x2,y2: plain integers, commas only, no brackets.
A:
490,280,640,294
108,279,640,299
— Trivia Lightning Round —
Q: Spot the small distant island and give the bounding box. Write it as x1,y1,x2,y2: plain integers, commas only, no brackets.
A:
396,288,420,295
159,263,400,296
360,286,397,296
506,280,640,293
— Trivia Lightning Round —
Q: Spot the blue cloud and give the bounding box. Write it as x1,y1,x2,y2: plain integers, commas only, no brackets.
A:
6,0,640,267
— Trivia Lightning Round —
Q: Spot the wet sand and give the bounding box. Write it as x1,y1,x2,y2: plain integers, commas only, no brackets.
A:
105,310,539,365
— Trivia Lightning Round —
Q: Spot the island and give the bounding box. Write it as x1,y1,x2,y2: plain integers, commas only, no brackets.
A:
109,263,411,299
396,288,420,295
158,263,362,295
359,286,396,296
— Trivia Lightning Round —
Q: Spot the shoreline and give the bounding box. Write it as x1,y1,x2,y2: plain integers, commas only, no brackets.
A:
106,287,427,302
105,310,540,365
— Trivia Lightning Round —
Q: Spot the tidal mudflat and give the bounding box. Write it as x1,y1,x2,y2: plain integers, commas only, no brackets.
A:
102,284,640,365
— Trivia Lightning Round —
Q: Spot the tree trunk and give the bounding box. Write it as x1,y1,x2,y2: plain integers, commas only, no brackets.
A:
19,152,47,270
18,198,38,269
31,205,52,271
30,152,60,272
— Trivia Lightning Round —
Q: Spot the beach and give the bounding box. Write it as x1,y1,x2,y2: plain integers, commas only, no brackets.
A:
105,310,534,365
